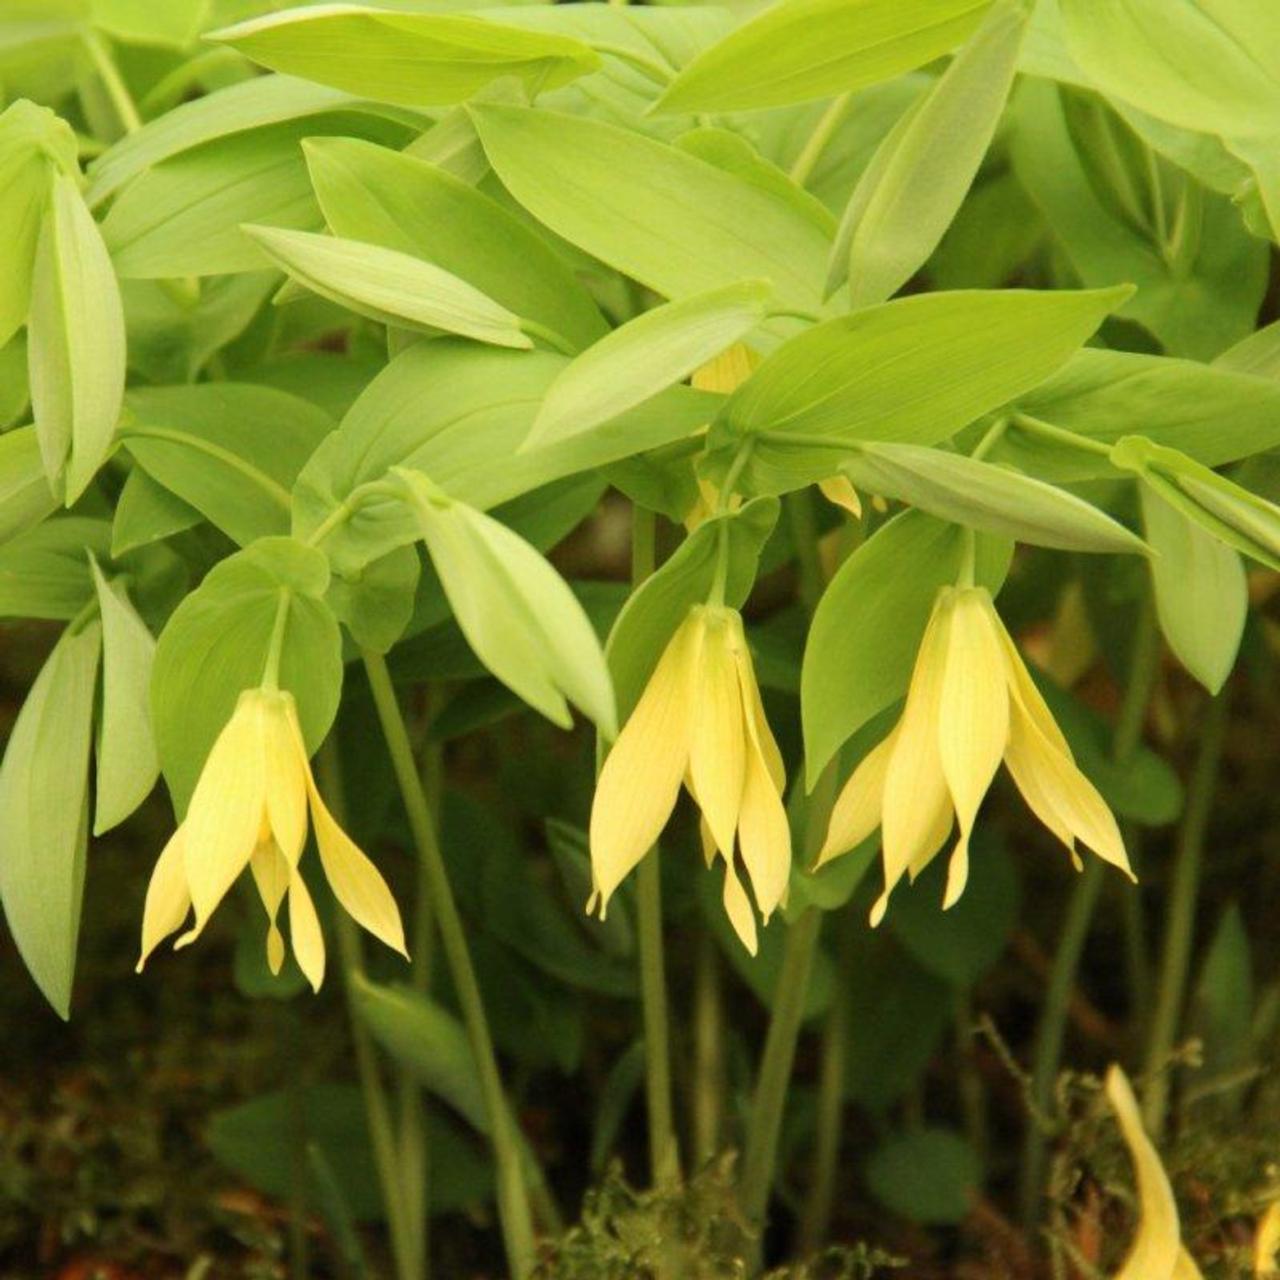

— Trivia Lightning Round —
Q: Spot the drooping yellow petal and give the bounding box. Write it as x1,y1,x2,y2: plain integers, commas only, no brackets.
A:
589,613,699,911
309,783,408,959
937,588,1010,909
819,474,862,518
1255,1201,1280,1277
250,840,291,975
1106,1064,1184,1280
731,624,790,919
1174,1248,1204,1280
180,691,268,936
876,593,955,924
1006,694,1131,879
288,870,326,993
692,341,758,393
137,827,191,971
817,729,896,868
721,858,758,955
687,607,746,859
263,691,309,865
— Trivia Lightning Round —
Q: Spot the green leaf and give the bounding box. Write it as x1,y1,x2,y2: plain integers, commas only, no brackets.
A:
866,1128,982,1224
707,287,1130,497
303,135,607,353
85,73,421,206
0,424,57,547
544,818,635,960
526,280,774,450
150,537,341,812
90,558,158,835
829,0,1027,306
91,0,207,48
606,496,780,719
990,349,1280,481
245,223,534,348
1010,81,1268,360
293,341,716,573
470,103,831,312
394,469,615,735
28,170,125,502
122,382,335,548
0,621,100,1018
111,467,201,556
351,975,488,1132
0,516,110,620
801,511,1011,785
1138,479,1246,693
837,441,1147,553
211,8,601,107
1190,904,1255,1087
0,99,77,347
655,0,993,113
1058,0,1280,140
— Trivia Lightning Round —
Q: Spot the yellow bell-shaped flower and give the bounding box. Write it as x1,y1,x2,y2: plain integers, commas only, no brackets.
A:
818,584,1133,924
138,687,406,990
589,604,790,953
1106,1065,1203,1280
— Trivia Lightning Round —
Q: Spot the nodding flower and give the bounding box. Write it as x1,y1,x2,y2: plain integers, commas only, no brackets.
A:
818,584,1132,924
588,605,790,954
138,687,406,991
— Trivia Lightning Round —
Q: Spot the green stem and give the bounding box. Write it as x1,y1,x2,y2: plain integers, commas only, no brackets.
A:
318,741,419,1280
287,1009,311,1280
798,914,853,1253
1141,686,1230,1137
519,318,578,356
1011,413,1114,459
786,488,826,616
1018,595,1160,1225
82,30,143,136
362,650,538,1278
630,505,681,1186
740,908,823,1229
692,931,725,1169
788,92,853,187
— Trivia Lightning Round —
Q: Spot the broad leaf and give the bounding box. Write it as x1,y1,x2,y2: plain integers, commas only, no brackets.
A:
0,424,57,547
0,517,110,620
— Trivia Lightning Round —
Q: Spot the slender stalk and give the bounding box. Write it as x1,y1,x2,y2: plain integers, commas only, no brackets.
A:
287,1009,311,1280
1018,596,1160,1225
318,741,418,1280
361,651,537,1278
692,930,725,1169
82,30,143,135
740,908,823,1227
630,505,681,1186
788,92,853,187
798,915,854,1253
1141,687,1230,1136
785,489,826,616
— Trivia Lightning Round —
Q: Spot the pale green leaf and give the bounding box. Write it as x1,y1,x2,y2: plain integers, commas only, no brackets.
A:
0,621,100,1018
28,171,125,502
526,279,773,449
829,1,1027,306
0,424,57,547
111,466,201,557
305,135,607,352
655,0,993,112
90,557,158,834
91,0,208,48
470,103,831,311
245,223,534,349
211,7,601,107
0,516,110,620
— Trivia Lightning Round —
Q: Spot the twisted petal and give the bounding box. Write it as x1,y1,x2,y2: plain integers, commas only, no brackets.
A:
817,729,895,868
937,588,1009,909
263,692,309,866
721,858,758,955
1106,1064,1185,1280
250,841,291,975
181,692,267,937
589,613,699,910
137,827,191,970
288,869,326,993
688,609,746,859
876,594,954,924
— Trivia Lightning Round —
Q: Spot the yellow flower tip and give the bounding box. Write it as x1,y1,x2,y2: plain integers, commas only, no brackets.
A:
868,892,890,929
818,474,862,518
1255,1201,1280,1277
942,836,971,911
1105,1063,1190,1280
